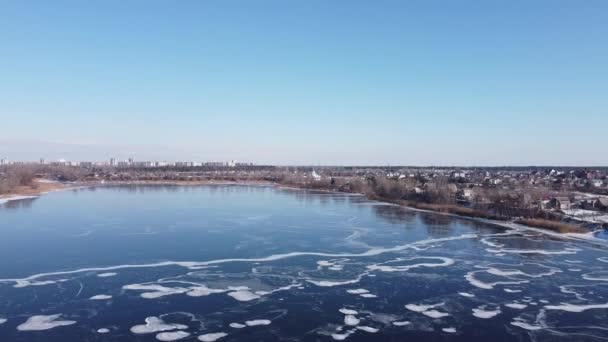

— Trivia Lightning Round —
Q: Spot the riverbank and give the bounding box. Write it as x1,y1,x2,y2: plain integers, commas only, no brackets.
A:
0,180,72,204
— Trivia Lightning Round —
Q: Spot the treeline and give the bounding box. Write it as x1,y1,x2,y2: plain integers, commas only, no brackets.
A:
273,172,587,232
0,165,37,194
0,165,85,194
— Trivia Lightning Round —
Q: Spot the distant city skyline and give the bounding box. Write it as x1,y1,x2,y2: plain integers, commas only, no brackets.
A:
1,1,607,165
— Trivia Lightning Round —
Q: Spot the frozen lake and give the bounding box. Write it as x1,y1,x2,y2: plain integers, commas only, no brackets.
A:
0,185,607,341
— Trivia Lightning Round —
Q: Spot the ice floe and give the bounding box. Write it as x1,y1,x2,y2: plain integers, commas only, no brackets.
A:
124,284,189,299
356,326,379,333
97,328,110,333
17,314,76,331
245,319,271,326
130,317,187,334
157,331,191,341
90,294,112,300
346,289,368,294
582,271,608,281
229,323,246,329
367,257,454,272
510,320,542,330
198,332,227,341
504,288,522,293
442,327,456,333
97,272,117,277
459,292,475,297
422,310,449,318
392,321,410,326
486,247,580,255
339,309,358,315
0,318,7,324
331,330,354,340
405,302,444,313
544,302,608,312
360,293,377,298
505,303,527,309
472,307,501,319
227,289,261,301
344,315,360,326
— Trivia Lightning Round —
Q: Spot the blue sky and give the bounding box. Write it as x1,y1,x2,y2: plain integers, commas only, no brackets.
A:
1,1,606,165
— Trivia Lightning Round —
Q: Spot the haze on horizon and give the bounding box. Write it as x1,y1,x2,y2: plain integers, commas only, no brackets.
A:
1,1,606,166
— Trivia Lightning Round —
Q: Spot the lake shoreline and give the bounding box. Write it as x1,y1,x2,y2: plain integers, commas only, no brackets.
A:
1,179,594,237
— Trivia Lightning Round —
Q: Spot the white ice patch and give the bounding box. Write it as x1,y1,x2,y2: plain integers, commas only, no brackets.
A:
442,327,456,333
459,292,475,298
331,330,354,340
339,309,358,315
130,317,187,334
97,272,117,278
486,247,580,255
0,195,38,205
227,290,260,302
346,289,368,294
124,284,189,299
245,319,271,326
504,288,522,293
367,257,454,272
505,303,527,309
306,273,367,287
198,332,227,341
582,271,608,281
90,294,112,300
0,318,7,324
229,323,246,329
157,331,190,341
344,315,360,326
544,302,608,312
598,257,608,263
422,310,449,318
510,320,542,330
17,314,76,331
97,328,110,333
14,279,67,288
356,326,379,333
472,307,501,319
392,321,410,326
360,293,377,298
405,302,444,313
465,270,528,290
187,286,226,297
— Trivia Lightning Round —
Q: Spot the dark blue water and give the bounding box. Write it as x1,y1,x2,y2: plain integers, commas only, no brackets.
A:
1,185,607,341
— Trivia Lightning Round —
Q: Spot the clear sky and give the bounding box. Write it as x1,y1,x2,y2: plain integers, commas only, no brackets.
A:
0,1,606,165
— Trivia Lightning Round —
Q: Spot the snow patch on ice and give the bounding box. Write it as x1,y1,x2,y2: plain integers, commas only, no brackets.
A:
97,272,117,277
17,314,76,331
245,319,271,326
90,294,112,300
356,326,379,333
157,331,190,341
472,307,501,319
130,317,187,334
344,315,360,326
198,332,227,342
227,290,260,302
